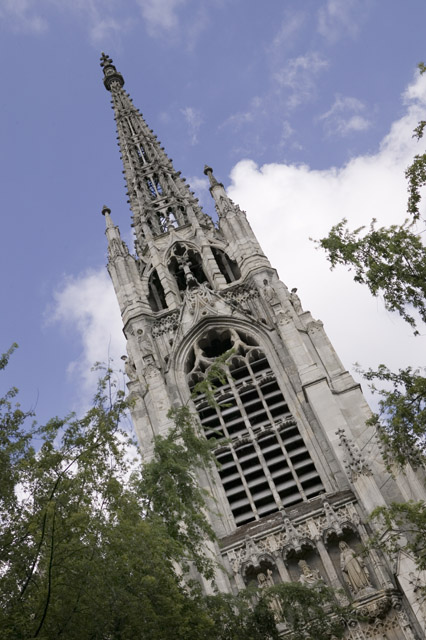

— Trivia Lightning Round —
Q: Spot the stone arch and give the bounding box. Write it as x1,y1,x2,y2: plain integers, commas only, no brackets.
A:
147,268,167,312
183,324,325,527
211,246,241,283
167,242,209,293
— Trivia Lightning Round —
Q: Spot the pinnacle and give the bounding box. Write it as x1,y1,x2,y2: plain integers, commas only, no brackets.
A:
100,52,113,68
204,164,221,188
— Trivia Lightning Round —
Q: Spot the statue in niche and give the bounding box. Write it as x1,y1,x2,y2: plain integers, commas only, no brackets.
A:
262,278,279,305
137,329,153,358
289,288,303,314
298,559,323,587
339,541,372,595
257,569,282,620
121,355,137,382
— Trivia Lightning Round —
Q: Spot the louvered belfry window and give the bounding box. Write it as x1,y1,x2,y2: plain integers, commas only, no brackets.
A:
188,328,324,527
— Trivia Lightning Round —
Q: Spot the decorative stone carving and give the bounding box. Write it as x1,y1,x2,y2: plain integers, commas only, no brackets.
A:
339,541,373,597
137,331,154,358
121,354,137,381
282,516,305,554
108,237,129,261
276,309,293,326
298,559,323,586
185,282,215,315
224,500,362,576
221,284,259,310
257,569,283,620
152,311,179,337
357,594,390,620
307,319,324,335
289,287,303,314
261,278,279,306
322,500,344,538
336,429,372,480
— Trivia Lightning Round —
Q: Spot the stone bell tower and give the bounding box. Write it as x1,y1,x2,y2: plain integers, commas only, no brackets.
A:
100,54,425,638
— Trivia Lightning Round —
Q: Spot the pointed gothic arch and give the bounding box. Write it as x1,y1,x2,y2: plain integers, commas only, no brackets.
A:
186,327,325,527
167,242,209,292
147,268,167,312
211,247,241,283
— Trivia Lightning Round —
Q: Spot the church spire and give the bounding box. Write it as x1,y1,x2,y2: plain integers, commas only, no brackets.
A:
100,54,208,256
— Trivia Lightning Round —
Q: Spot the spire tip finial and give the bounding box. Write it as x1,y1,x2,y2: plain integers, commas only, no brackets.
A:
203,164,222,189
102,204,111,216
100,54,124,91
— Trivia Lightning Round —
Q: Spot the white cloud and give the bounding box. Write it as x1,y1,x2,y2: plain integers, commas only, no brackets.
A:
320,95,372,136
226,70,426,406
50,268,126,407
136,0,187,35
180,106,203,145
274,52,329,109
0,0,48,33
317,0,370,43
270,10,306,52
187,175,209,206
279,120,295,147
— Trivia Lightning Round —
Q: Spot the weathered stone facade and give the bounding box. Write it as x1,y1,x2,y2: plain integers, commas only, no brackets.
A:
100,54,426,639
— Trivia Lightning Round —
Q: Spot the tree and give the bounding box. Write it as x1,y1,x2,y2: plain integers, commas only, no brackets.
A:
0,348,352,639
316,63,426,585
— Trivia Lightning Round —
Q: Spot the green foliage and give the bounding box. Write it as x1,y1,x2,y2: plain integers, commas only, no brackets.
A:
407,62,426,217
269,581,349,640
363,365,426,469
0,354,215,639
191,349,233,407
316,218,426,332
370,500,426,575
137,404,218,578
0,348,354,639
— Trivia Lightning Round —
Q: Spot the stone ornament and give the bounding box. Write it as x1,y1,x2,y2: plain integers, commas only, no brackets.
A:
336,428,372,480
224,500,361,574
185,282,215,315
108,237,129,261
289,287,303,314
339,541,373,596
257,569,283,620
297,559,323,587
262,278,279,306
121,355,137,381
152,311,179,337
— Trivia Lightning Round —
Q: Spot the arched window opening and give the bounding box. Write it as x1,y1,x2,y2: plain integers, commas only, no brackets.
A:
148,269,167,312
136,143,148,164
157,208,178,233
168,243,208,292
188,329,325,526
212,248,241,283
146,178,157,199
154,174,163,195
177,206,188,226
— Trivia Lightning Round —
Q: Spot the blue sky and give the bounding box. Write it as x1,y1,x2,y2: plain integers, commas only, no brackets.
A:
1,0,425,422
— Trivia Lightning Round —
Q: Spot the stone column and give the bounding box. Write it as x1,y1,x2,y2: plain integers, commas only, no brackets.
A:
316,537,349,604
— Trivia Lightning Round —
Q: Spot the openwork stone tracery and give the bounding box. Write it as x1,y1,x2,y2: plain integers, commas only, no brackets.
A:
188,328,325,526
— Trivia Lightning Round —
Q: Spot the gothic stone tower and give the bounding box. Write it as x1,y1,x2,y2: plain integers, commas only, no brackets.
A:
100,55,425,639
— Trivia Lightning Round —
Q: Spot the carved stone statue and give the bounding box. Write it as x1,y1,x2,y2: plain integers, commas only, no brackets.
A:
257,569,282,619
298,559,322,586
339,541,372,595
121,355,137,381
262,278,279,305
289,287,303,314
